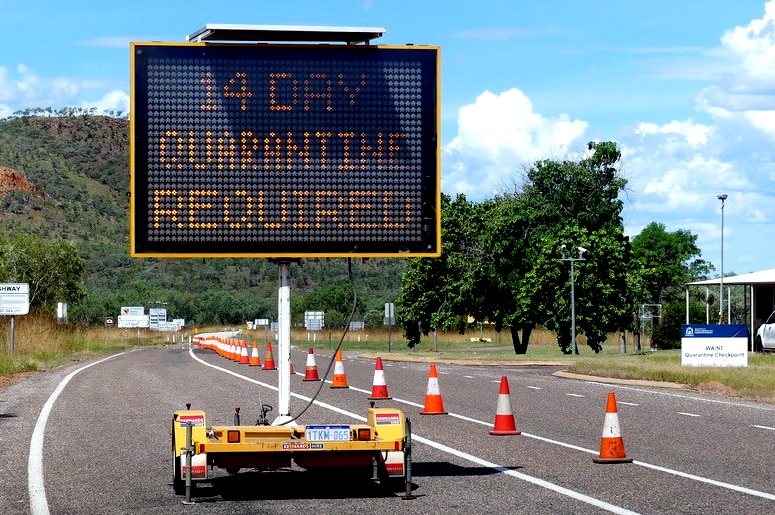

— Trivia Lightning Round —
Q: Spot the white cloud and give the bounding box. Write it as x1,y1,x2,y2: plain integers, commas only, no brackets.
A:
85,90,130,115
442,88,587,199
635,120,712,148
697,1,775,114
0,63,129,118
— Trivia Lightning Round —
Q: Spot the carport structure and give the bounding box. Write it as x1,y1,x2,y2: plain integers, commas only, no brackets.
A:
686,268,775,349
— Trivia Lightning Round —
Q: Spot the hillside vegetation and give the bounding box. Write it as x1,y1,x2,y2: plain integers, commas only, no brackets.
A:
0,113,405,326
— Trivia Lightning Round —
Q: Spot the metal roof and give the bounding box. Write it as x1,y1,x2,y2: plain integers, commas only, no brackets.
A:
687,268,775,286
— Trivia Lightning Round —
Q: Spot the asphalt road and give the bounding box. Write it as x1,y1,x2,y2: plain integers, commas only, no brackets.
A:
2,342,774,514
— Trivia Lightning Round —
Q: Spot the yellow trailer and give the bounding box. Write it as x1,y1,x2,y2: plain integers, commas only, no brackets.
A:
172,405,413,498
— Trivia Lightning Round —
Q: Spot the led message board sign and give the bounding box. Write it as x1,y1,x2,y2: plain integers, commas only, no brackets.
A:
130,42,440,257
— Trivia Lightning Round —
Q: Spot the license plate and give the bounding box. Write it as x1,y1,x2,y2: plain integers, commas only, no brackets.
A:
305,425,350,442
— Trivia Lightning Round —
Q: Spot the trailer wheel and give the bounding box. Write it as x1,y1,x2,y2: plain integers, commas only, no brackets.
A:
754,337,764,353
172,456,186,495
226,467,241,475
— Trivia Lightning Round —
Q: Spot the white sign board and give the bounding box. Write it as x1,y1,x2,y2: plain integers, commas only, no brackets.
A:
118,315,150,328
121,306,145,316
305,311,325,331
681,324,748,367
149,308,167,329
0,283,29,315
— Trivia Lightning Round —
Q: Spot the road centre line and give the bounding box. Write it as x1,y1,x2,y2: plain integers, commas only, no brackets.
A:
677,412,701,417
191,351,638,514
28,353,127,515
196,351,775,502
526,386,542,390
752,425,775,431
566,393,585,397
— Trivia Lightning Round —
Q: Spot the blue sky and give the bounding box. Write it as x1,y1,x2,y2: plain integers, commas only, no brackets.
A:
1,1,774,276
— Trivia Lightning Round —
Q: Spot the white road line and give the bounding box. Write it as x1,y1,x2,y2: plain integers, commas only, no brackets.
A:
618,401,639,406
410,435,640,515
752,424,775,431
526,386,542,390
192,351,638,514
463,375,476,379
28,353,126,515
566,393,585,397
195,351,775,503
677,412,701,417
584,380,775,412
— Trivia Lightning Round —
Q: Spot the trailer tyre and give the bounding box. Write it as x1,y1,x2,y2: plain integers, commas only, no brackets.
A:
172,456,186,495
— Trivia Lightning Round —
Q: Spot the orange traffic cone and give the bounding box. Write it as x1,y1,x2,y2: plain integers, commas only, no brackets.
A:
249,341,261,366
239,340,249,364
231,340,239,362
489,376,520,435
263,342,277,370
593,392,633,464
303,348,321,381
368,357,392,400
290,361,295,374
420,364,448,415
330,350,349,388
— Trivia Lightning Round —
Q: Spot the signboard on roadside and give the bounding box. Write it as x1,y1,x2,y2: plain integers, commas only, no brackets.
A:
149,307,167,330
0,283,29,315
118,315,150,328
681,324,748,367
305,311,325,331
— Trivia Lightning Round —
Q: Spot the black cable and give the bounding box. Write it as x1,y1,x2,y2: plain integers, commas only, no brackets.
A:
284,257,358,423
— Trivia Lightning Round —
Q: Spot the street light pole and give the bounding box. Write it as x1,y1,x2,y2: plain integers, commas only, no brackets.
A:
560,245,587,355
717,194,728,323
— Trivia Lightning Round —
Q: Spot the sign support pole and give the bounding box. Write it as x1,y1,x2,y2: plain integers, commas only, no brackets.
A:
273,261,294,425
9,315,14,353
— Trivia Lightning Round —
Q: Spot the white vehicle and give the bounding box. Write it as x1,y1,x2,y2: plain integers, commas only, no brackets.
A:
754,311,775,352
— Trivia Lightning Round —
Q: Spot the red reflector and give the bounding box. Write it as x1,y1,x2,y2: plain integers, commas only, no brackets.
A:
198,443,206,454
357,428,371,441
227,430,241,443
386,462,404,474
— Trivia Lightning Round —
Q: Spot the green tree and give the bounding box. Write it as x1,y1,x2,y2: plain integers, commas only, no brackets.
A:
0,232,84,310
398,142,633,355
519,141,633,353
630,222,711,304
398,194,482,347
